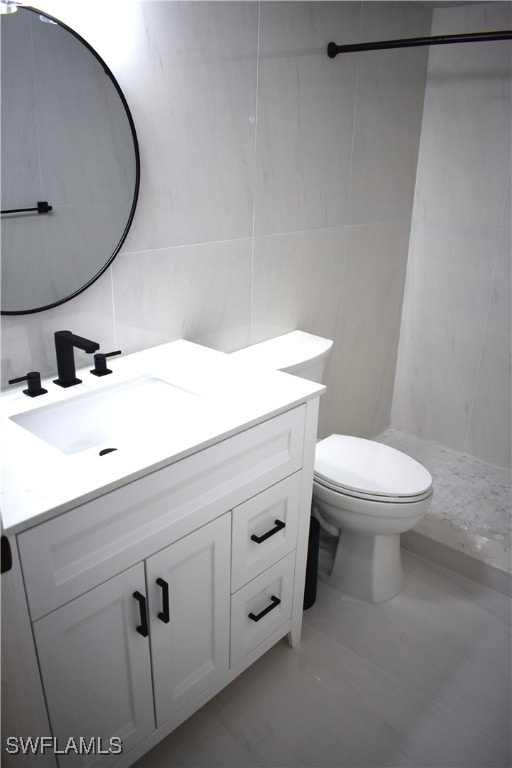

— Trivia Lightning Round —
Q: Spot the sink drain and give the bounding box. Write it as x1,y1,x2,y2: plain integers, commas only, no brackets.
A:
99,447,118,456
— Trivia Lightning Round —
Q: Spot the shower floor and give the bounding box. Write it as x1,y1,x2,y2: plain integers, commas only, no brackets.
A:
376,429,511,581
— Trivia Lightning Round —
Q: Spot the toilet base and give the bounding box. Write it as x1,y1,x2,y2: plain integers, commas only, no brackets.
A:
327,530,405,603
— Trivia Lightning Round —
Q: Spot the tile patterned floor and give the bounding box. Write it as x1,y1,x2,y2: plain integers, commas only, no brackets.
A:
133,552,512,768
376,430,511,573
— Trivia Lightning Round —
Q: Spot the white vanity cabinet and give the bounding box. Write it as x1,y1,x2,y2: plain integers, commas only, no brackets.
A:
32,514,231,767
4,396,320,768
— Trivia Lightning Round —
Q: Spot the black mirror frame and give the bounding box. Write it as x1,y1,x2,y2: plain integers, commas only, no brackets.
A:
1,6,140,316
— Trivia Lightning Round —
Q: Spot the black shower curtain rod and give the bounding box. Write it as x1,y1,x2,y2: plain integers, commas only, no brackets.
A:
327,30,512,58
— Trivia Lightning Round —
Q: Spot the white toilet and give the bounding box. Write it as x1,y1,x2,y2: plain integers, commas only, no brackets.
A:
231,330,433,603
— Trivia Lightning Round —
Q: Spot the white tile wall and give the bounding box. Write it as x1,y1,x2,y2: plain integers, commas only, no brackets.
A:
330,220,412,438
392,1,512,467
254,1,360,236
348,2,431,226
467,228,512,464
113,239,253,354
251,228,346,344
122,1,259,250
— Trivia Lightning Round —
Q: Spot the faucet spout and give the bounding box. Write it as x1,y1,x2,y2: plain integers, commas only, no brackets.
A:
54,330,100,387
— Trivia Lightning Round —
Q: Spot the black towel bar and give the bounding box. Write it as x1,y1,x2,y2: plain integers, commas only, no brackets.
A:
1,201,53,215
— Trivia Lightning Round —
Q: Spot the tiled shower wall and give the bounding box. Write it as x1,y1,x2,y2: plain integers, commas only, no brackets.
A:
1,1,431,440
392,2,511,468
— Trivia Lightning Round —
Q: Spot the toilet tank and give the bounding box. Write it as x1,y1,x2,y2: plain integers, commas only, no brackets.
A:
230,331,333,383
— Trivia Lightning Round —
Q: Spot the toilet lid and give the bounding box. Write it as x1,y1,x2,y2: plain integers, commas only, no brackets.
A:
314,435,432,499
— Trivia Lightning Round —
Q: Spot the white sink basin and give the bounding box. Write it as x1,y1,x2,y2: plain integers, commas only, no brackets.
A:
10,376,208,455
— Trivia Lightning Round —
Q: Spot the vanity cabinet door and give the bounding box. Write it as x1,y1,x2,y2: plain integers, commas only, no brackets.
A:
147,513,230,727
32,564,155,767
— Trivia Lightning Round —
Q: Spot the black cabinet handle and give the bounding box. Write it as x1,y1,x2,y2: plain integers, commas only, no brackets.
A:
1,536,12,574
133,591,149,637
248,595,281,622
250,519,286,544
156,578,170,624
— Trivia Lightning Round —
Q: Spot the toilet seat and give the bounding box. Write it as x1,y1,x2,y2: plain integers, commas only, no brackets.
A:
314,435,433,504
313,475,433,504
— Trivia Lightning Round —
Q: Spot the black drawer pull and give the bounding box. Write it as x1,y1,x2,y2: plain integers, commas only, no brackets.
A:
133,591,149,637
1,536,12,574
251,519,286,544
248,595,281,622
156,578,170,624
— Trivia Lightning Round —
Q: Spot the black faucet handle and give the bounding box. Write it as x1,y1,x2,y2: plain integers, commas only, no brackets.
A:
90,350,122,377
8,371,48,397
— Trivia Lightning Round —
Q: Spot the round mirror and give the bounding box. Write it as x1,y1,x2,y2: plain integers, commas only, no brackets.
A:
1,5,139,315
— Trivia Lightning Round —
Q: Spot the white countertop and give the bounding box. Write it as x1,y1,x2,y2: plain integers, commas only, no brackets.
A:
1,340,323,535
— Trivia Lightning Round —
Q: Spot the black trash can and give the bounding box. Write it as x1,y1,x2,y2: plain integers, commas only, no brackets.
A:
303,516,320,609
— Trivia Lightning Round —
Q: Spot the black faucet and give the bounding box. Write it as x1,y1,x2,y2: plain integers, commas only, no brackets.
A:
54,330,100,387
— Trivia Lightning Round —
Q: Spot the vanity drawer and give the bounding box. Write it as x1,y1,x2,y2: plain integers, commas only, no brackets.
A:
231,473,300,592
18,407,305,621
230,552,295,667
